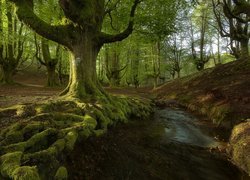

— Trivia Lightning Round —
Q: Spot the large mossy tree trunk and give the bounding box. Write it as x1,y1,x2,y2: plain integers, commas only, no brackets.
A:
2,1,148,179
11,0,140,100
61,38,106,99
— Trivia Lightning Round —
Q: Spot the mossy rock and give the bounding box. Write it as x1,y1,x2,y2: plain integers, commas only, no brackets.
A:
229,121,250,175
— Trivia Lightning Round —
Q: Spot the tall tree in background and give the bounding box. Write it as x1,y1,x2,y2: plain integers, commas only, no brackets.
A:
35,36,60,87
212,0,250,60
136,0,181,87
191,1,212,71
10,0,141,99
0,1,27,84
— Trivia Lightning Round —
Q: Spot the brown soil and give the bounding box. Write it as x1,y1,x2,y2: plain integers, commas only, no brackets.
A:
0,70,152,108
154,60,250,129
0,62,250,179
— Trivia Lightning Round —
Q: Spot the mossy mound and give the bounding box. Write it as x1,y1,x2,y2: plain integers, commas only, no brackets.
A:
229,121,250,175
0,95,153,179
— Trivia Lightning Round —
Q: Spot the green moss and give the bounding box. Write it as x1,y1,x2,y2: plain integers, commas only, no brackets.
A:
54,166,68,180
23,146,58,164
0,151,23,178
0,105,26,118
25,128,58,149
93,109,110,129
94,129,106,137
209,104,230,125
65,131,78,152
16,105,36,118
1,123,23,138
83,114,97,129
52,139,65,153
78,129,92,140
2,142,26,153
5,131,24,145
0,97,153,179
12,166,40,180
230,122,250,175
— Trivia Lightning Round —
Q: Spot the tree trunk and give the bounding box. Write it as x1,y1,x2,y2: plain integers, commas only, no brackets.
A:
61,41,106,99
153,77,157,89
240,39,249,60
46,66,58,87
177,71,180,78
217,32,221,64
0,66,15,84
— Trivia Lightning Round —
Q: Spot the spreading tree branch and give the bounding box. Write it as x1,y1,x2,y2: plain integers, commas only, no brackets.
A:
99,0,141,44
9,0,73,48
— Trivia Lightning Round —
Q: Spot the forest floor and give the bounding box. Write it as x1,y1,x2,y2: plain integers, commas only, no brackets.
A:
0,72,152,108
0,60,250,178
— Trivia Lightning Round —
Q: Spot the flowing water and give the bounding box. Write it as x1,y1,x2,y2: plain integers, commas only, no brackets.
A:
157,108,221,147
68,107,250,180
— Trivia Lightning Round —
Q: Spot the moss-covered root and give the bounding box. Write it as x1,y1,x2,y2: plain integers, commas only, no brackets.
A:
0,96,153,179
0,151,40,180
229,121,250,175
54,166,68,180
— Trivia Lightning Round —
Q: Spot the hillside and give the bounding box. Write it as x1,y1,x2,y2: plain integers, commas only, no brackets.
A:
154,60,250,175
155,60,250,129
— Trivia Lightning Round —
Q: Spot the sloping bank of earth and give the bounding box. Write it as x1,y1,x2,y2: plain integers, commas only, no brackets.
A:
154,60,250,176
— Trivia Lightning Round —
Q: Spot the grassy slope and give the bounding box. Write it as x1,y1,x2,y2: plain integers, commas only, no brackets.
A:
154,60,250,175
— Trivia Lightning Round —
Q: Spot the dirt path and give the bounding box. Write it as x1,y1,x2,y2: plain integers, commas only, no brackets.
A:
0,84,152,108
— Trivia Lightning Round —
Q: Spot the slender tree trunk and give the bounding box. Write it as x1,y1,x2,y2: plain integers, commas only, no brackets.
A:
217,32,221,64
177,70,180,78
41,39,59,87
0,66,15,84
46,66,58,87
153,77,157,89
240,39,249,60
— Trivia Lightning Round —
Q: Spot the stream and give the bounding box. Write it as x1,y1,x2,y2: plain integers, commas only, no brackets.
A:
157,107,221,148
67,107,250,180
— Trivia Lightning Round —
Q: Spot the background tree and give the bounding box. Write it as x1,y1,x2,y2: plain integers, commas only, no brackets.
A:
212,0,250,60
0,1,28,84
10,0,142,99
35,36,61,87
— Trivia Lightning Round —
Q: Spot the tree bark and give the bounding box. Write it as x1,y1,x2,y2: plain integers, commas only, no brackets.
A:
0,65,15,84
61,37,106,99
47,66,58,87
10,0,140,99
239,39,249,60
41,39,59,87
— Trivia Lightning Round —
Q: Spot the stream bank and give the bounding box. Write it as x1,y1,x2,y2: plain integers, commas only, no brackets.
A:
66,106,249,180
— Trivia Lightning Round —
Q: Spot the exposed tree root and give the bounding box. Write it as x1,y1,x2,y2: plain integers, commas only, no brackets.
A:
0,95,153,179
